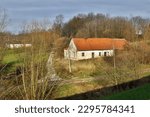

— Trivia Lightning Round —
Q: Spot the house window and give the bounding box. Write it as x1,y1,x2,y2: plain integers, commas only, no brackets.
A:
99,52,101,56
104,52,107,56
82,52,85,56
92,52,94,58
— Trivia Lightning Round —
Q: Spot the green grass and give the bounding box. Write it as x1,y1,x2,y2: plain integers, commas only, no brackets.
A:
1,48,49,72
1,49,24,73
103,83,150,100
3,53,18,64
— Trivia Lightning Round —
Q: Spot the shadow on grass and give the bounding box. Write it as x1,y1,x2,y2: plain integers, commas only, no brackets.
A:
2,61,17,71
0,61,20,78
56,75,150,100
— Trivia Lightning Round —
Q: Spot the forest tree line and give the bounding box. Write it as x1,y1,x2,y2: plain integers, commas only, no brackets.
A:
1,12,150,46
54,13,150,41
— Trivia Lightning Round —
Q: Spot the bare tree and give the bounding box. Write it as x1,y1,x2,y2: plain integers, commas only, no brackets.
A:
0,8,9,32
0,19,61,99
52,15,64,36
0,8,9,70
144,24,150,40
19,20,58,99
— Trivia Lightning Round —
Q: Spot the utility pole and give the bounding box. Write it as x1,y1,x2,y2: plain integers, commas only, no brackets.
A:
113,39,116,69
68,50,72,73
113,39,118,89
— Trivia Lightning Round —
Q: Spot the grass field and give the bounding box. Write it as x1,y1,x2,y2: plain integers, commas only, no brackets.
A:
1,48,49,74
103,83,150,100
1,49,26,74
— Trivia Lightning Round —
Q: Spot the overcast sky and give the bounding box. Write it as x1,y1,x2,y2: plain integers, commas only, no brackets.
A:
1,0,150,33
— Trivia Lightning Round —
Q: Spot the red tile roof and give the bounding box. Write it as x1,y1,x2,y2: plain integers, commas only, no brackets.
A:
73,38,127,51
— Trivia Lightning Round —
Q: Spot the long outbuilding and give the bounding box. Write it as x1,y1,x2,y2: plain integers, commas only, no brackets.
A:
64,38,127,60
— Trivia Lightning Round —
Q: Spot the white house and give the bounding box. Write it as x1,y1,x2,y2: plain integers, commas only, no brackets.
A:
64,38,127,60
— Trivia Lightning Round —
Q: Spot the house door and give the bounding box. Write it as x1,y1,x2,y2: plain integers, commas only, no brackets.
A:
92,52,94,58
104,52,107,56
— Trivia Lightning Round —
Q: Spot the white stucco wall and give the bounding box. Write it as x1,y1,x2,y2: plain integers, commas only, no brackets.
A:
64,49,114,60
6,44,32,48
76,50,113,60
64,39,114,60
64,40,78,60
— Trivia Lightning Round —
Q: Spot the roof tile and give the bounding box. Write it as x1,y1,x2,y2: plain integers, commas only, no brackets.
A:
73,38,127,51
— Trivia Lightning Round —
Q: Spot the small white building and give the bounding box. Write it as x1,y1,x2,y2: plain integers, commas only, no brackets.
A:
64,38,127,60
6,44,32,49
